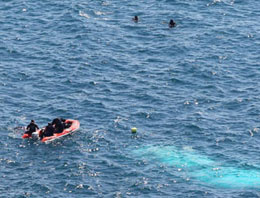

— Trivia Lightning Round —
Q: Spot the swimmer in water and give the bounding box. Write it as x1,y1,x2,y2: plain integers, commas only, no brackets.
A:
132,16,138,22
169,19,176,28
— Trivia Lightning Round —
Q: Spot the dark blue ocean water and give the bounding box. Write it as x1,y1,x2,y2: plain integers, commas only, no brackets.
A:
1,0,260,197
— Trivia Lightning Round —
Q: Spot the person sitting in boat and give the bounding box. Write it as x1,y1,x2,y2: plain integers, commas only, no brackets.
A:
60,118,71,129
52,118,64,133
24,120,39,136
39,123,55,139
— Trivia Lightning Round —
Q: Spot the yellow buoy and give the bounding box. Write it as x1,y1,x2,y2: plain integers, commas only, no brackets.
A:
131,127,137,133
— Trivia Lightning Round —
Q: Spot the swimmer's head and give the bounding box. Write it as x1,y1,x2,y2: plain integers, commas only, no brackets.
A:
133,16,138,22
169,19,176,27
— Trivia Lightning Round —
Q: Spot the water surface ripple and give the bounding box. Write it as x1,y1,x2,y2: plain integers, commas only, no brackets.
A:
0,0,260,197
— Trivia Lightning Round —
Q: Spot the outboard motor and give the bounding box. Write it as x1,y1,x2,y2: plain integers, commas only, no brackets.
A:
32,132,39,140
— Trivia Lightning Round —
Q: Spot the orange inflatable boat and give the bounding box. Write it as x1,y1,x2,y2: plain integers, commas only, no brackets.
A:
22,119,80,144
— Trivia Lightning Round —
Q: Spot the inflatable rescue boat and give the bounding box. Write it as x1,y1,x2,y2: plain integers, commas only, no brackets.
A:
22,119,80,144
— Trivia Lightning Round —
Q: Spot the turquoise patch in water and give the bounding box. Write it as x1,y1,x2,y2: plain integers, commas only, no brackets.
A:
134,146,214,168
133,145,260,189
193,167,260,188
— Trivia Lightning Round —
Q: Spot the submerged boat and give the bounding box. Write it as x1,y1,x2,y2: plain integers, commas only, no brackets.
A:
22,119,80,144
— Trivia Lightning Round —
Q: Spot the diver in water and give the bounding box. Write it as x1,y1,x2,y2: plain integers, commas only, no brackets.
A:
132,15,138,22
40,123,55,139
52,118,64,133
24,120,39,136
169,19,176,28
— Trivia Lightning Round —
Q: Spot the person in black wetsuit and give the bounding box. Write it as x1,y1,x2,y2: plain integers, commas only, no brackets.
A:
40,123,55,139
60,118,71,129
24,120,39,136
132,16,138,23
169,19,176,28
51,118,64,133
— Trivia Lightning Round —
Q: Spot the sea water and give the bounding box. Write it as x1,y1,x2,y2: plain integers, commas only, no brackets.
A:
0,0,260,197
